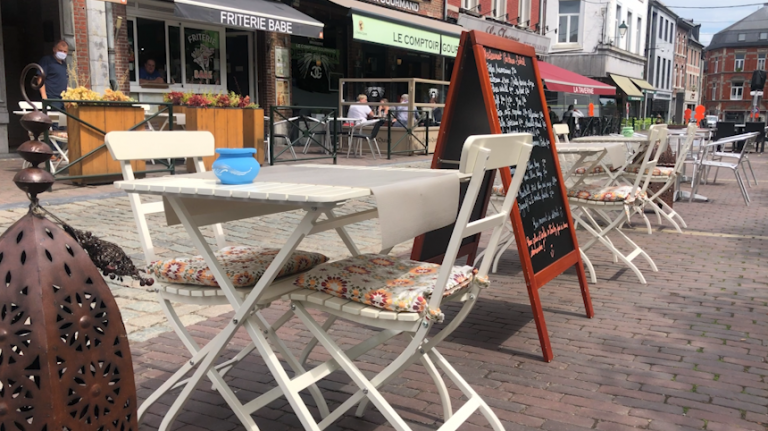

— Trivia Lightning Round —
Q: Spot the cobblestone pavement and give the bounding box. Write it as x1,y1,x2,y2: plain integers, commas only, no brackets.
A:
2,152,768,430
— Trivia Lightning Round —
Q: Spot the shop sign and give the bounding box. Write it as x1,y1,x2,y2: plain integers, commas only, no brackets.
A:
363,0,421,13
627,96,643,101
353,13,440,55
653,92,672,100
441,35,460,58
457,14,550,55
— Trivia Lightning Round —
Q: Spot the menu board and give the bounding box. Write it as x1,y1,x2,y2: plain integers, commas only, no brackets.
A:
412,31,593,362
484,48,575,273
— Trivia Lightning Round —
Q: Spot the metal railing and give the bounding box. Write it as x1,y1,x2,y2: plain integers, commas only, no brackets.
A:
386,110,431,159
268,106,338,165
41,100,177,181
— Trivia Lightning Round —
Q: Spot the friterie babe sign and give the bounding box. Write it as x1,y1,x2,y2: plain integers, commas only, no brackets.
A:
220,11,293,34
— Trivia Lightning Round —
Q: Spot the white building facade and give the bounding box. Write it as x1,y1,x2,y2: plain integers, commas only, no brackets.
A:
645,0,677,120
543,0,650,118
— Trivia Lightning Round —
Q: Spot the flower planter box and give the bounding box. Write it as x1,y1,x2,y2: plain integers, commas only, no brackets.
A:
183,108,265,171
67,105,146,184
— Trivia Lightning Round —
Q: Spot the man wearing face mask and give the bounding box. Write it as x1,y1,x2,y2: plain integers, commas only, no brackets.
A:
38,40,70,112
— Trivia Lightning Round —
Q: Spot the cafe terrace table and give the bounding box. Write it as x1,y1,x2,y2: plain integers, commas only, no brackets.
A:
115,164,466,430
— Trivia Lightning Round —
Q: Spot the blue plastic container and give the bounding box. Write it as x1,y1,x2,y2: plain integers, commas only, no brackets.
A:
212,148,260,185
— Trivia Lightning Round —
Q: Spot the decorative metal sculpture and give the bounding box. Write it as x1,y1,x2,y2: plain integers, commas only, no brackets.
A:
0,64,140,430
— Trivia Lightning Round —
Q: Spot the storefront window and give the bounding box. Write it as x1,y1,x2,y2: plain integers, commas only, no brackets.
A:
185,28,221,85
136,18,168,83
127,17,224,89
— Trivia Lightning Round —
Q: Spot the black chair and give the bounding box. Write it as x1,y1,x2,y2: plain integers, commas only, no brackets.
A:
348,119,385,158
713,121,736,152
743,122,766,153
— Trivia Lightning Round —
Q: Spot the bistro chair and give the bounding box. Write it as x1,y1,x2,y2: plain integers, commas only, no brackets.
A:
692,132,759,206
283,133,533,430
106,131,332,429
553,123,570,143
347,119,385,158
567,125,668,284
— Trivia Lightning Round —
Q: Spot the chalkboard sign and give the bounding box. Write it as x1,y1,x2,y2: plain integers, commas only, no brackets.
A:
483,47,574,273
412,31,593,362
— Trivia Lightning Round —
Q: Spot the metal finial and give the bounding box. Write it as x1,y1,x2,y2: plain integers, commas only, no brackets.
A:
14,63,55,202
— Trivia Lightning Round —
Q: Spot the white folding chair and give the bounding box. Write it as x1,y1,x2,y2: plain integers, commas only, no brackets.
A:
553,123,570,143
568,125,668,284
107,131,330,429
285,133,533,430
622,123,697,233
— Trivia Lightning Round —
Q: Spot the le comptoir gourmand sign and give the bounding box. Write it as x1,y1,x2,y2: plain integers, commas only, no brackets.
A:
352,14,458,57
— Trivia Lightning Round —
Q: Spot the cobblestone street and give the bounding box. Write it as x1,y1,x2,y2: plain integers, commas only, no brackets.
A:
2,154,767,430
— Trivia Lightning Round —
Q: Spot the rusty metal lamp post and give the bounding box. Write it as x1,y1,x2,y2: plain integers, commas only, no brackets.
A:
0,64,139,430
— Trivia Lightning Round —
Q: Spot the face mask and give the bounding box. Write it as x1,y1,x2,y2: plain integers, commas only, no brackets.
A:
55,52,67,61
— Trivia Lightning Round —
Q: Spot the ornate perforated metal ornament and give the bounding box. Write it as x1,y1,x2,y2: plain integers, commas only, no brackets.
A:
0,64,138,430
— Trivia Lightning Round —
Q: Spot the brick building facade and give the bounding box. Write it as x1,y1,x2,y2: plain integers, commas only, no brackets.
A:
672,18,703,123
702,5,768,122
446,0,540,31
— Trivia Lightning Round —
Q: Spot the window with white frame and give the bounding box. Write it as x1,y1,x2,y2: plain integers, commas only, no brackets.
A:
731,82,743,100
735,53,745,71
615,5,621,46
737,33,746,41
127,17,224,89
626,11,632,52
462,0,479,11
761,32,768,40
636,17,641,54
758,53,766,71
558,1,580,44
517,0,529,26
712,83,717,100
714,57,718,73
666,58,671,89
492,0,507,19
658,16,663,39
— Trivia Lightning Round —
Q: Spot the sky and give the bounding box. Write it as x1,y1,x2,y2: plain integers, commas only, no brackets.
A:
666,1,765,47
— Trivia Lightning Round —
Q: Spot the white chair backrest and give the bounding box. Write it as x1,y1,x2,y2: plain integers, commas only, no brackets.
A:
631,124,669,193
429,133,533,311
19,101,43,111
673,124,698,174
552,124,570,143
106,131,221,262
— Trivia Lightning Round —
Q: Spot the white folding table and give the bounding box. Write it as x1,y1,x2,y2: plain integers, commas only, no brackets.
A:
116,164,465,430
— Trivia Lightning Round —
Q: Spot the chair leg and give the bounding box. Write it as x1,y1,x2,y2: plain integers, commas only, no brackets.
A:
366,137,376,159
346,137,354,158
652,197,684,232
741,162,752,188
580,248,598,284
744,158,757,186
734,170,750,206
373,138,382,158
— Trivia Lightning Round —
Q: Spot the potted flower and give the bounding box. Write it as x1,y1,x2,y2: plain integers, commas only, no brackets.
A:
165,91,264,170
61,86,146,183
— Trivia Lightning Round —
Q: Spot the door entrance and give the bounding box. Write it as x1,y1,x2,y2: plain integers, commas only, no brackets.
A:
226,32,253,98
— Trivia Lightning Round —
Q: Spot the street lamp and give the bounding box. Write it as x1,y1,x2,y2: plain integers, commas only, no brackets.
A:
619,21,628,37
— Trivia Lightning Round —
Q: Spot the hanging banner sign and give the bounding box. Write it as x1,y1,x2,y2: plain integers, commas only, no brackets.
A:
352,14,459,57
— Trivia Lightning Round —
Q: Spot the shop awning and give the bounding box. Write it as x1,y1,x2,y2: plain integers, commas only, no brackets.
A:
631,78,655,94
538,62,616,96
174,0,324,38
609,74,644,101
327,0,463,57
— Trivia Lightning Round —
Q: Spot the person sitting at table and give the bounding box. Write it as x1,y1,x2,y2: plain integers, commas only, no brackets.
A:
347,94,375,121
139,58,165,84
391,94,409,127
377,98,390,118
548,107,559,125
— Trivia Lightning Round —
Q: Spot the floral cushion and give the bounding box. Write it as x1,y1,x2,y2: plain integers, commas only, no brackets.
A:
568,184,647,202
573,165,616,175
624,165,675,177
146,246,329,288
292,254,489,322
492,185,507,197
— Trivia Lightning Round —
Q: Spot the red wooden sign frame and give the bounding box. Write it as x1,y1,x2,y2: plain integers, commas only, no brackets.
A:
414,30,594,362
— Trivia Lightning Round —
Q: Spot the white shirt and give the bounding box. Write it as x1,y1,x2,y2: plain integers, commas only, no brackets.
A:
347,104,372,120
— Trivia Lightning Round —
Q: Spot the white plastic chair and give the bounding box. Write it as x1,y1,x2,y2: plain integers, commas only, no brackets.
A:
553,123,570,143
285,133,534,431
568,124,669,284
106,131,330,429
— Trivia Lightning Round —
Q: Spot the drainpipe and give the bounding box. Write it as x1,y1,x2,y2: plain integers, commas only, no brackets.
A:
105,2,117,90
540,0,545,35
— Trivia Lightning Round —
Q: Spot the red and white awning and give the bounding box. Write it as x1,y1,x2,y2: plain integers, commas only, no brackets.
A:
538,62,616,96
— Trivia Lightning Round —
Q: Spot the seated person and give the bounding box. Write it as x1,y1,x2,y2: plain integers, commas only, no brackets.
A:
377,98,390,118
347,94,375,120
391,94,409,127
139,59,165,84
